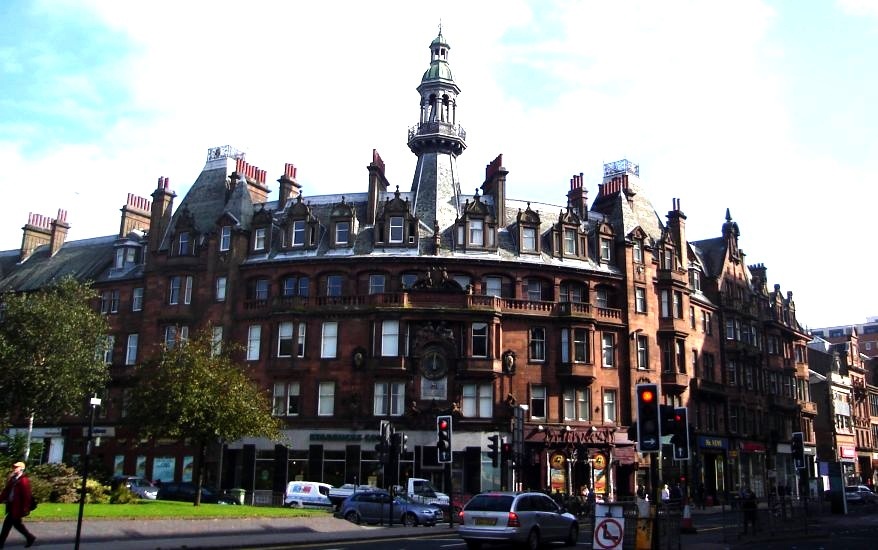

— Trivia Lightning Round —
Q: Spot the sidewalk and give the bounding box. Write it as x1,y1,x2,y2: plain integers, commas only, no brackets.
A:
7,516,446,549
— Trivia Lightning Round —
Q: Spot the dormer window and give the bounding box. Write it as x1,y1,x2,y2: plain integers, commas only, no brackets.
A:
470,220,484,246
522,228,536,251
114,246,138,269
219,226,231,252
282,194,320,251
292,221,305,246
329,197,356,249
455,190,497,252
335,222,349,245
633,239,643,263
178,232,190,255
552,206,586,260
253,228,266,251
389,217,404,243
600,238,612,262
661,247,675,270
564,229,576,255
375,187,418,248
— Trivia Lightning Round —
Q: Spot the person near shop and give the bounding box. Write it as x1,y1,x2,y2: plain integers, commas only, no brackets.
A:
741,486,758,535
661,483,670,503
0,461,36,548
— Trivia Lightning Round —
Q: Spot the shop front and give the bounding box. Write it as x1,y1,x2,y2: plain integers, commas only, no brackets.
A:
738,440,767,497
520,425,635,501
838,444,858,485
695,435,727,505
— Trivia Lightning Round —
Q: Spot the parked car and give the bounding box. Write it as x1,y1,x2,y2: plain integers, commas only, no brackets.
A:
111,476,158,500
340,490,442,526
845,485,878,504
284,481,333,509
156,482,238,505
328,484,376,509
458,491,579,550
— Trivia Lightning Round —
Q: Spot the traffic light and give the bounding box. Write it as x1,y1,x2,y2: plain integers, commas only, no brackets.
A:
671,407,690,460
487,434,500,467
635,383,661,452
437,415,452,463
390,431,406,455
660,404,677,436
501,439,512,465
791,432,805,469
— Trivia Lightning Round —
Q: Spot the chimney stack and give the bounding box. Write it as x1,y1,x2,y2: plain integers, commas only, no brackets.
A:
481,154,509,226
277,163,302,210
49,209,69,256
119,193,152,237
366,149,389,225
149,176,176,254
666,198,688,270
234,158,270,204
566,172,588,219
19,212,53,262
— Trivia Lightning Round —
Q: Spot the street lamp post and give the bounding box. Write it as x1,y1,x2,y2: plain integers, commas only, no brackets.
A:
74,396,101,550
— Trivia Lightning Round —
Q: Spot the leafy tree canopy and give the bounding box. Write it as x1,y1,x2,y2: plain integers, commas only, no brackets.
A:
0,277,109,421
127,327,282,446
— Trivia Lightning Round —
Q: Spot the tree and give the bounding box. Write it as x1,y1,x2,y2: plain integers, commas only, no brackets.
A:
127,327,281,505
0,277,110,460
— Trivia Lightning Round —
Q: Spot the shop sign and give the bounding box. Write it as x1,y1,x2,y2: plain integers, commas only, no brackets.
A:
543,427,615,445
839,445,856,459
697,436,727,450
741,441,765,453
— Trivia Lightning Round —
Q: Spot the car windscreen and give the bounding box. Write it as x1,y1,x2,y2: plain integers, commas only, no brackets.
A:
465,494,515,512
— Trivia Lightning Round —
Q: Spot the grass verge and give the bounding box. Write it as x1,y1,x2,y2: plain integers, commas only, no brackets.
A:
30,500,332,521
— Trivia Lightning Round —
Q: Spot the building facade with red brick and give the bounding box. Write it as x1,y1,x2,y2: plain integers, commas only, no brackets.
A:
0,31,815,504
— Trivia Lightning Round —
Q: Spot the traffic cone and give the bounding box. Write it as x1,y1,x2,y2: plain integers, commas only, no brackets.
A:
680,504,697,534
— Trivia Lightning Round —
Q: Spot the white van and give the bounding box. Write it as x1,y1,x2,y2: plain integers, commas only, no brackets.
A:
283,481,333,509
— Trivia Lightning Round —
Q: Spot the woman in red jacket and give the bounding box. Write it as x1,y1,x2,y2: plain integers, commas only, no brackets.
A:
0,461,36,547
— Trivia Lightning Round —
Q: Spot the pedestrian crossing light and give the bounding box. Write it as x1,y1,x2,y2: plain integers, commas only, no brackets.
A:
487,434,500,467
635,383,661,453
501,439,513,465
791,432,805,470
671,407,690,460
436,415,452,463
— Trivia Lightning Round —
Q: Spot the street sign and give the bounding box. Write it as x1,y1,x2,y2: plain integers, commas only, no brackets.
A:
593,517,624,549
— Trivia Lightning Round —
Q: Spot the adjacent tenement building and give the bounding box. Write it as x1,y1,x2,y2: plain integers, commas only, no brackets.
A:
0,32,814,504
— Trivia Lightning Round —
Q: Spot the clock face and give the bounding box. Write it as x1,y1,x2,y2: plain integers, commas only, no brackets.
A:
421,349,448,380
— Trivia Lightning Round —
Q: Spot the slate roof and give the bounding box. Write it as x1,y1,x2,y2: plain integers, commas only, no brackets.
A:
590,175,663,244
0,235,116,293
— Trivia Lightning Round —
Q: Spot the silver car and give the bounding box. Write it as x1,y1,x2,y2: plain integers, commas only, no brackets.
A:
458,491,579,550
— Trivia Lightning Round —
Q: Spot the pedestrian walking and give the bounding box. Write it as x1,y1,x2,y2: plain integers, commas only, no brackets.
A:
741,486,757,535
661,483,670,503
0,461,36,547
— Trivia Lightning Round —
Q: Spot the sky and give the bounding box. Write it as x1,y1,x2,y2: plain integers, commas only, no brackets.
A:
0,0,875,329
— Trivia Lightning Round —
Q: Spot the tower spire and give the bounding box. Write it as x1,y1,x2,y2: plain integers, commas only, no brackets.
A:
407,29,467,233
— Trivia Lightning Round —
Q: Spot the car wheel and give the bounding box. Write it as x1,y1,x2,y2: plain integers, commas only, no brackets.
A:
565,523,579,546
524,528,540,550
403,512,418,527
344,510,360,524
464,540,482,550
288,501,301,509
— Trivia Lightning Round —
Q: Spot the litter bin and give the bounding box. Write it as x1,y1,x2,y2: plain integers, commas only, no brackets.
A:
229,488,246,505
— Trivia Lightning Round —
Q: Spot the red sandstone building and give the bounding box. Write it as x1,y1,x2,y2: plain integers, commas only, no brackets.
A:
0,32,814,504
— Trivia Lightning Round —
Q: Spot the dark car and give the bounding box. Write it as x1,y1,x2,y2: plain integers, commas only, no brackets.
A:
156,482,238,505
458,491,579,550
845,485,878,504
340,490,441,526
111,476,158,500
